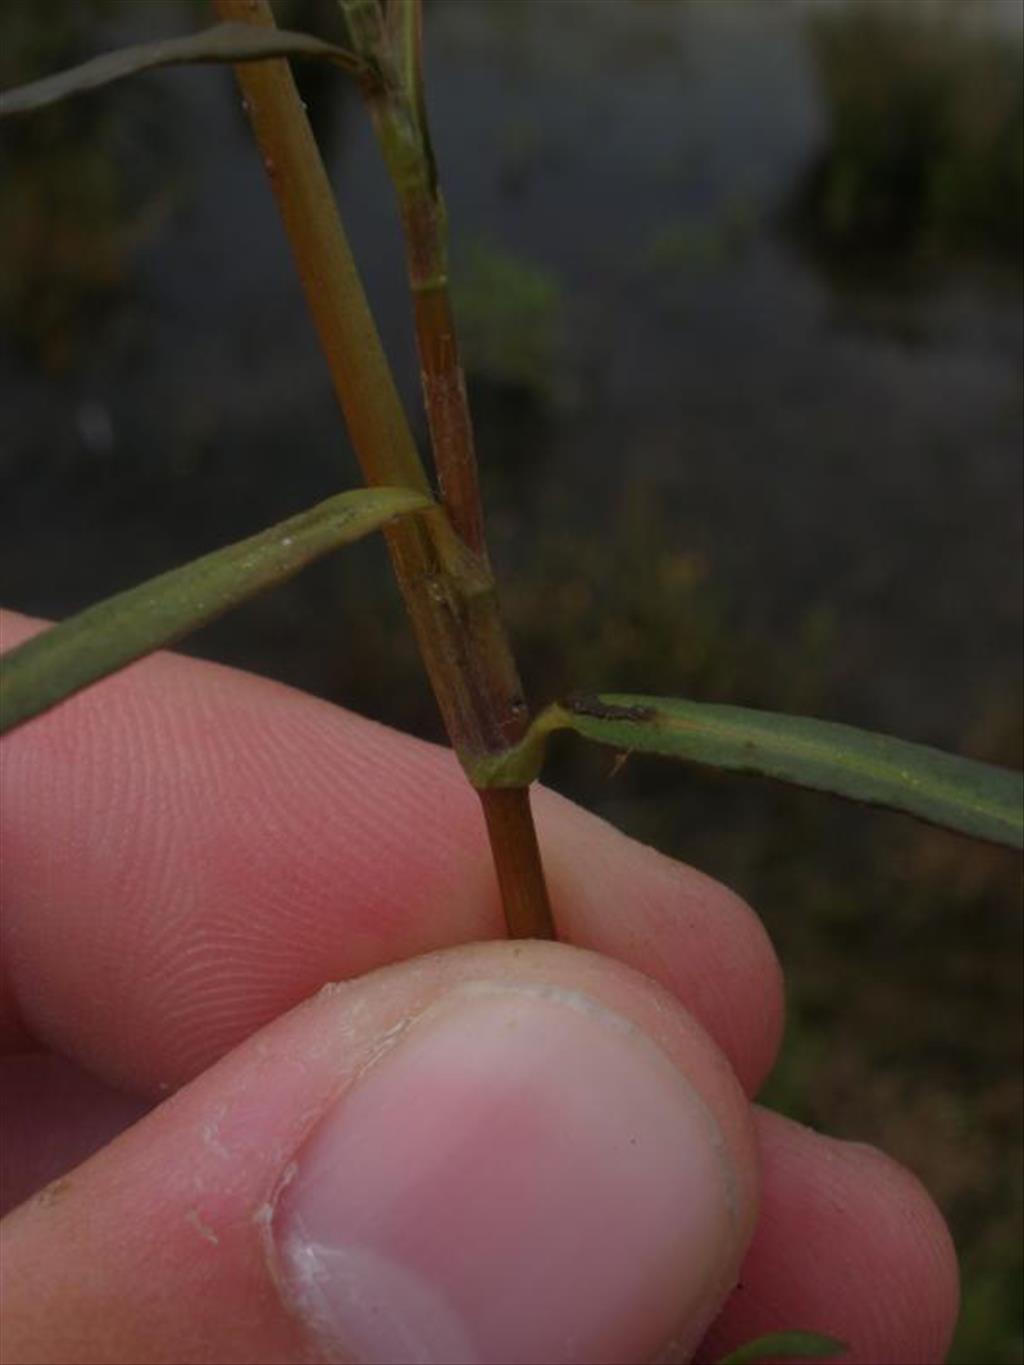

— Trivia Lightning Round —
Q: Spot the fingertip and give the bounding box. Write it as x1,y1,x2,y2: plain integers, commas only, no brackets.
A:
699,1108,959,1365
826,1134,960,1355
273,943,758,1364
0,941,759,1365
536,788,785,1094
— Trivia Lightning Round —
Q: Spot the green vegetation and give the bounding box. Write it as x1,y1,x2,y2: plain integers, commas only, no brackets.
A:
0,0,128,368
0,486,431,734
717,1330,847,1365
1,2,1021,1357
452,240,565,402
797,0,1023,268
643,194,757,282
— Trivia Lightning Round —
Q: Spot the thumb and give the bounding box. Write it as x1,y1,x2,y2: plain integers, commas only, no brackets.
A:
1,941,757,1365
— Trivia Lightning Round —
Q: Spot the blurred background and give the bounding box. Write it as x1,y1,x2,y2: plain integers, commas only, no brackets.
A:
1,1,1021,1357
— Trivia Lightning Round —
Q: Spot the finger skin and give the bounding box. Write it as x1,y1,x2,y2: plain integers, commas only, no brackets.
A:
0,956,958,1365
0,1053,151,1218
696,1109,959,1365
0,612,958,1363
0,610,783,1095
0,940,758,1365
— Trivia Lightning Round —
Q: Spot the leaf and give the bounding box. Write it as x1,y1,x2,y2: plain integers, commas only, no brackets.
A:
469,693,1023,850
716,1329,848,1364
0,486,431,736
0,21,362,118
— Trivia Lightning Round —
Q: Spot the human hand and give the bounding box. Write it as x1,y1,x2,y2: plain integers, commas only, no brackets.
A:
0,610,957,1364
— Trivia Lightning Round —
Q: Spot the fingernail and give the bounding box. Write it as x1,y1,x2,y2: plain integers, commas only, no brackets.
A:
273,984,741,1365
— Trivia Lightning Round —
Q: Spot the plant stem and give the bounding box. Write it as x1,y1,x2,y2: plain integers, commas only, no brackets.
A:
214,0,554,939
480,790,556,939
342,1,557,936
412,245,488,559
344,0,487,559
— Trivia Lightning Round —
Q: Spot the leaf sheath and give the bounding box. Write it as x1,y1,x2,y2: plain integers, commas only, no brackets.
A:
0,487,430,736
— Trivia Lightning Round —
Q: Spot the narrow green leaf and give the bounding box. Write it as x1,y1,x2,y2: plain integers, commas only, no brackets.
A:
716,1329,848,1364
0,487,430,736
0,22,362,118
469,693,1023,850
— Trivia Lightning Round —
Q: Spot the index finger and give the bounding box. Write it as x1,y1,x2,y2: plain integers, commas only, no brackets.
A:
0,610,782,1096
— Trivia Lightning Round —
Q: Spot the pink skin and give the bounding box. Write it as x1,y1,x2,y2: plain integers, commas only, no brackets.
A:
0,610,958,1364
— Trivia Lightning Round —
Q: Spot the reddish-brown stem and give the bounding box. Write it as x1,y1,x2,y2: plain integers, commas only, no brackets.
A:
415,286,487,558
215,0,554,940
480,788,556,940
348,4,554,938
396,194,555,936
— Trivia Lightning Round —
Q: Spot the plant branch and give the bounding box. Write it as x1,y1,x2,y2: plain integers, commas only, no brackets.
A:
214,0,554,938
338,0,557,935
340,0,485,557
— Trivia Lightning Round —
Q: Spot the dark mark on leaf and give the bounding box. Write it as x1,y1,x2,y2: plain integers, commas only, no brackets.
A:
564,694,657,723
